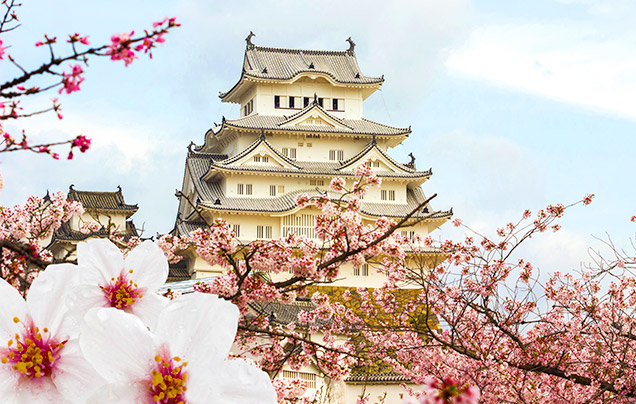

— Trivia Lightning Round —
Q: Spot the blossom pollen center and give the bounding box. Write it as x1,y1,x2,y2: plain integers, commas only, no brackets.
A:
150,354,188,403
1,319,65,379
100,270,143,309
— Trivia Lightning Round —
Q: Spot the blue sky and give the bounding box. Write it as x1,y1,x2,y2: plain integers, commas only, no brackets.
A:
2,0,634,272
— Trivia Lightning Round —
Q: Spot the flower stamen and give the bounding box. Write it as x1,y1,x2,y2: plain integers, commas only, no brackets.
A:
1,318,65,379
150,354,188,403
100,269,143,309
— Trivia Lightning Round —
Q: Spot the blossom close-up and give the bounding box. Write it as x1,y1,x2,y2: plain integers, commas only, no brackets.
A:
79,292,277,404
0,265,103,403
68,239,169,329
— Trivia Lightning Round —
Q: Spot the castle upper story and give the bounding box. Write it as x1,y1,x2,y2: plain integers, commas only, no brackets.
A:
219,33,383,120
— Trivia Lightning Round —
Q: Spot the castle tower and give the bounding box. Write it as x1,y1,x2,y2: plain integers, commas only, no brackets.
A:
172,34,451,284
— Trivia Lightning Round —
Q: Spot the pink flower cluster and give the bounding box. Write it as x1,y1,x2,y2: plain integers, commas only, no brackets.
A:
106,17,178,67
0,192,83,291
59,64,84,95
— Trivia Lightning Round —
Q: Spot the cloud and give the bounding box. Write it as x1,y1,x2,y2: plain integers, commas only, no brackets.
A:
446,21,636,120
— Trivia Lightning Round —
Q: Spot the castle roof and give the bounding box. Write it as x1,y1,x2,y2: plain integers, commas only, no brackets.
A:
220,110,410,137
50,220,139,243
221,36,383,102
197,136,427,180
67,186,138,217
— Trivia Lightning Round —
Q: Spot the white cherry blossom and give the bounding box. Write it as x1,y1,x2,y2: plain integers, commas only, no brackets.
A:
80,292,277,404
68,238,168,329
0,265,103,403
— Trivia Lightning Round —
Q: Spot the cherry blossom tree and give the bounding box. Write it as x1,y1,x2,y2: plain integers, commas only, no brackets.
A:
0,0,178,160
0,0,176,292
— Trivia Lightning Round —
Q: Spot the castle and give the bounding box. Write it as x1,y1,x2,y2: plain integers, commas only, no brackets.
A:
171,34,450,288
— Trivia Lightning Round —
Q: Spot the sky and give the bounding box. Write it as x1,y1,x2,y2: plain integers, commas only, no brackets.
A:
1,0,634,274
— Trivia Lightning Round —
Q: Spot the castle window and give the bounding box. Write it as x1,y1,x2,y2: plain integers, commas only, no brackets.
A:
306,143,312,148
282,370,316,389
278,185,285,194
329,150,344,161
282,147,296,159
274,95,281,108
381,190,396,201
257,225,272,239
318,98,324,107
269,185,276,196
232,224,240,238
354,264,369,277
253,156,260,162
282,214,316,239
237,184,244,195
309,179,325,186
242,99,254,116
289,96,295,108
366,160,380,168
303,97,310,107
246,184,252,195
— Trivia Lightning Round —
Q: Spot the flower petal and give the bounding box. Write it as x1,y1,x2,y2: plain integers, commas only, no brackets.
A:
130,291,168,330
154,292,239,363
27,264,79,337
0,365,19,402
53,338,105,403
84,381,151,404
66,283,109,325
0,277,27,342
125,240,168,292
186,359,276,404
217,359,277,404
77,239,124,280
79,307,156,382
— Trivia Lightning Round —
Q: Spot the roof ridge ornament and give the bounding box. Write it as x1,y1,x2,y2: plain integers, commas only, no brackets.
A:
187,141,196,152
407,152,416,169
260,128,266,140
313,93,318,105
245,31,256,49
346,37,356,54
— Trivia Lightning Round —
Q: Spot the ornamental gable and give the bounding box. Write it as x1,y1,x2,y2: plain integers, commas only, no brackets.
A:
279,104,352,131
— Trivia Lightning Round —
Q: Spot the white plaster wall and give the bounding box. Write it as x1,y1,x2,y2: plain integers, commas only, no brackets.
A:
251,80,364,119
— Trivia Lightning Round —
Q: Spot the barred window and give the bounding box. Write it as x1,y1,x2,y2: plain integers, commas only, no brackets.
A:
270,185,276,196
232,224,240,238
281,370,317,389
256,225,272,239
329,150,344,161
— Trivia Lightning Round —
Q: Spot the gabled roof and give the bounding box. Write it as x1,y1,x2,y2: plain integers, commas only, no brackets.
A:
67,186,138,216
279,101,353,130
221,35,383,102
187,145,430,181
337,140,418,174
214,132,301,169
220,113,410,137
196,187,450,220
49,220,139,243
